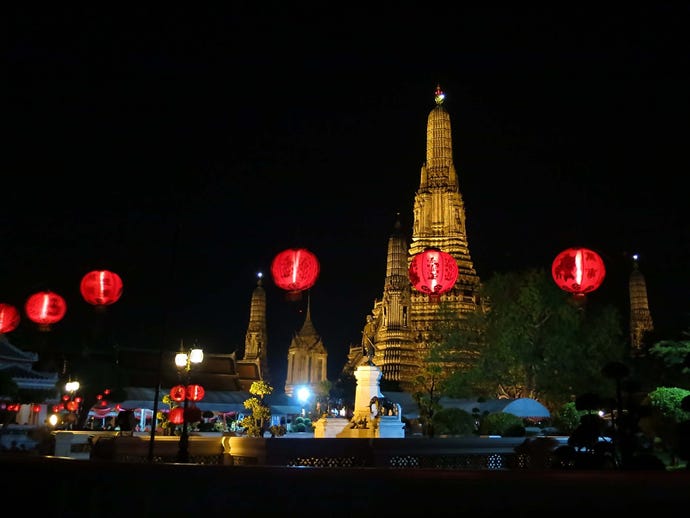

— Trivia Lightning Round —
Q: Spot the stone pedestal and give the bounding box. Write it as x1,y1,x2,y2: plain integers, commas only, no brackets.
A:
352,364,384,425
313,417,350,438
313,362,404,439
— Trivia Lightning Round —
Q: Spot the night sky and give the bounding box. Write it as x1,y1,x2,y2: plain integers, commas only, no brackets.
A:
5,6,689,388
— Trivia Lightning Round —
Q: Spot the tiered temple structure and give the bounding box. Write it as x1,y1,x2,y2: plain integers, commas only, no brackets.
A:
629,254,654,356
344,86,484,390
235,273,270,386
283,295,328,397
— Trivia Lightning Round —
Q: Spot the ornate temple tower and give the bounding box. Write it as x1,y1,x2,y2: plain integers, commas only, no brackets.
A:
629,254,654,356
284,295,328,397
368,215,418,386
236,273,269,385
351,86,482,390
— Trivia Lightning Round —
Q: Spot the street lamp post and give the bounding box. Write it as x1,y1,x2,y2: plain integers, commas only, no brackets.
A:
174,343,203,463
64,379,80,430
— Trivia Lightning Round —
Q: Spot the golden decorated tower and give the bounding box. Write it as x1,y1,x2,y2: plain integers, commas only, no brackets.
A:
351,86,483,390
236,273,270,388
629,254,654,356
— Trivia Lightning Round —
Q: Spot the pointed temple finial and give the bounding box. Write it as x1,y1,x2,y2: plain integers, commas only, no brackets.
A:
434,84,445,105
256,271,263,286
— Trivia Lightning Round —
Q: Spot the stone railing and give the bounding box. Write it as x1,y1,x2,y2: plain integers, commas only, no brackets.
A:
52,431,567,469
53,431,231,464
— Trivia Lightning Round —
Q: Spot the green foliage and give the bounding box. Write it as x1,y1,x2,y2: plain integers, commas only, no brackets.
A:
646,387,690,422
444,268,627,409
478,412,525,437
269,424,287,437
412,304,466,437
648,339,690,389
551,401,586,434
240,381,274,437
289,416,314,433
431,407,477,436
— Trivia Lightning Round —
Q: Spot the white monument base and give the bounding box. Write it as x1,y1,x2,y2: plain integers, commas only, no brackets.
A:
313,361,404,439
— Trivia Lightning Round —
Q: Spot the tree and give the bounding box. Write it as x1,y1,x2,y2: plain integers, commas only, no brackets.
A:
412,307,469,437
444,268,627,410
240,380,274,437
647,333,690,390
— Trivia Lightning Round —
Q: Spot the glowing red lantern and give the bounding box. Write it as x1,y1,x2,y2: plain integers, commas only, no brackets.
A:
186,384,205,402
24,291,67,330
270,248,320,298
409,248,458,301
32,404,41,413
170,385,186,402
552,247,606,299
169,407,185,425
0,303,20,334
80,270,123,307
66,400,79,412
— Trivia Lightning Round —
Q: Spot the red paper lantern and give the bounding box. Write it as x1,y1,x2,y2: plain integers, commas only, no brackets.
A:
169,407,185,425
24,291,67,330
80,270,123,307
170,385,186,402
409,248,458,301
66,400,79,412
186,384,205,402
32,404,41,413
270,248,320,296
551,247,606,298
0,303,20,334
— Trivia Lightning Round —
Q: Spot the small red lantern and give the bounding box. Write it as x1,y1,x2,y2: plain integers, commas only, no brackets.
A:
170,385,186,402
0,303,20,334
552,247,606,300
24,291,67,331
409,248,458,302
186,384,205,402
32,404,41,413
169,407,185,425
80,270,123,308
270,248,320,299
66,400,79,412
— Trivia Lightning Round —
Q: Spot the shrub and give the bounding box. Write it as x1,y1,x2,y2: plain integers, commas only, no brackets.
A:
479,412,525,436
552,401,587,434
432,407,477,436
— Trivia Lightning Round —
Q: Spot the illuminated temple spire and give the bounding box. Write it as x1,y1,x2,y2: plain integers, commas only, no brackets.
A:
410,84,479,291
629,254,654,356
349,86,483,389
242,272,269,381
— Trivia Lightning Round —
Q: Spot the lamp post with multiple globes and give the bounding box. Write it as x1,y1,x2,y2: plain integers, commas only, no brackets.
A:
174,344,203,463
64,379,81,429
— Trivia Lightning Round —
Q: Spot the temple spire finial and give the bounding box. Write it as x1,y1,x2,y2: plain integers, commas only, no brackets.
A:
434,84,445,105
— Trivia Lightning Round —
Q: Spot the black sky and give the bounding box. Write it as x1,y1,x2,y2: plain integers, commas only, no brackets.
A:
5,5,690,388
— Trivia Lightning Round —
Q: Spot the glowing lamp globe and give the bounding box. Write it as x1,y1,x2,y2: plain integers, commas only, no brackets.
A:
270,248,320,299
409,248,458,302
0,303,20,334
551,247,606,299
25,291,67,331
80,270,123,307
